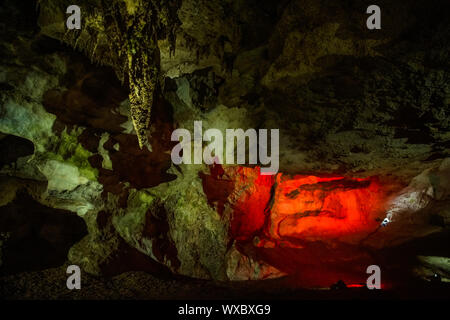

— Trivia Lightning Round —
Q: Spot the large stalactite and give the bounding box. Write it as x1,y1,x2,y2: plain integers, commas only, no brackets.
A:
45,0,181,149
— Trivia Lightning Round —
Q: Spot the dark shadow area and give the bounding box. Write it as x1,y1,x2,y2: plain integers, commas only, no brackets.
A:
0,135,35,168
0,192,87,275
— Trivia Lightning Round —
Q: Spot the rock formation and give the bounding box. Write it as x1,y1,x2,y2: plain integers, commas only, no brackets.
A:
0,0,449,291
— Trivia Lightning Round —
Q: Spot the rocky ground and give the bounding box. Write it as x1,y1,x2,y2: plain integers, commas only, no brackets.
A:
2,262,450,300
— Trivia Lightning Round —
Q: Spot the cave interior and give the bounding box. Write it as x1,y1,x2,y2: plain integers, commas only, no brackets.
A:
0,0,449,299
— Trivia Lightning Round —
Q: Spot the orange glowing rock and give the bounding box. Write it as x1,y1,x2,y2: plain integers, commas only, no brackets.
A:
267,174,385,243
201,165,387,245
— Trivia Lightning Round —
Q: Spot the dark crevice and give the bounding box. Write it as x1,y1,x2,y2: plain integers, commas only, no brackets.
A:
0,192,87,276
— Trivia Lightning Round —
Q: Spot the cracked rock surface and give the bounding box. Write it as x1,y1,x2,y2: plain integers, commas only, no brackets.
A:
0,0,449,295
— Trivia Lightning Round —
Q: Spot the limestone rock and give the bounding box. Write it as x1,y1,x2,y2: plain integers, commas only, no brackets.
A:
1,0,449,286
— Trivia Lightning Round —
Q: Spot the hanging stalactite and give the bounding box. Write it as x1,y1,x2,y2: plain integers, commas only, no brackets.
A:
103,0,181,150
54,0,181,150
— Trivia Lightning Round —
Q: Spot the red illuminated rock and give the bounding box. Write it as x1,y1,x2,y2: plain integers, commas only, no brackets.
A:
267,174,385,243
212,166,387,246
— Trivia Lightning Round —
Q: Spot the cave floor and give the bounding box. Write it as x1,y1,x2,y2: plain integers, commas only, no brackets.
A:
1,262,449,300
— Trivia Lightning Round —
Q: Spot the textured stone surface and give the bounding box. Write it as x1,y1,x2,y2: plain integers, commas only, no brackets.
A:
414,256,450,283
0,0,449,288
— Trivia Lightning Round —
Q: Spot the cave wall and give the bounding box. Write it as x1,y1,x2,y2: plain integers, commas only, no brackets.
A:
0,0,449,284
